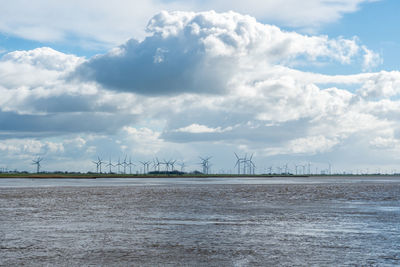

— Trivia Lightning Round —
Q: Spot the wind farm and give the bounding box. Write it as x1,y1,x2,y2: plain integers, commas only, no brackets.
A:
1,152,399,179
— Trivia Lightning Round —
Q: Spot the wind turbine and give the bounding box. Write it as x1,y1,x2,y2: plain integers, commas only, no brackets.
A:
207,161,213,174
106,157,114,174
199,156,212,174
32,157,43,173
295,164,301,175
250,157,256,175
177,161,186,172
128,157,135,174
140,160,151,174
116,157,122,174
153,158,161,172
283,163,288,174
234,153,242,174
140,161,146,174
247,153,255,175
163,159,170,172
92,156,104,173
92,160,99,173
234,153,253,175
123,155,128,174
267,166,273,175
98,156,104,173
170,160,177,172
243,154,248,174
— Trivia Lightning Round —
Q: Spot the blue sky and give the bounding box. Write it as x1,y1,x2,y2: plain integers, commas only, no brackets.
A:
1,0,400,174
324,0,400,71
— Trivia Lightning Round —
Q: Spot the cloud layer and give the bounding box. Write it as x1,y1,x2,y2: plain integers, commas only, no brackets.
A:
2,10,400,173
0,47,139,138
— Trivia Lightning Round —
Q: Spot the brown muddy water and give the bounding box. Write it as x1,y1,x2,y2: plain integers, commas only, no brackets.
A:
1,177,400,266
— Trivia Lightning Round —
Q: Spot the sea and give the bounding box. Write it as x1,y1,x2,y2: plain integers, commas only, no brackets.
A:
1,176,399,266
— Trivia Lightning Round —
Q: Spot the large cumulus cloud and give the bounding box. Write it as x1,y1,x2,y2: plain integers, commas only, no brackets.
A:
76,10,376,95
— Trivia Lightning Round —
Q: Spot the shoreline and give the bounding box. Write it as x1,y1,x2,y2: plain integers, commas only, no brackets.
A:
0,174,308,179
0,173,399,179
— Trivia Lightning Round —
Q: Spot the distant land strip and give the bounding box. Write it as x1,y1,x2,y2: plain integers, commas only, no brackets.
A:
0,173,309,179
1,173,399,179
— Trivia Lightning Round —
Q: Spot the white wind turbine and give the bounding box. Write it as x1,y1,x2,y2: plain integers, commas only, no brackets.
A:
92,156,104,173
247,154,256,175
32,157,43,173
140,160,151,174
153,158,161,172
163,159,170,172
199,156,212,174
177,161,186,172
116,157,122,174
170,160,177,172
234,153,248,175
106,157,114,174
122,155,128,174
128,157,135,174
98,156,105,173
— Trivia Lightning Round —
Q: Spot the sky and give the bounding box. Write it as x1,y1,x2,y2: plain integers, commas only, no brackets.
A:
1,0,400,174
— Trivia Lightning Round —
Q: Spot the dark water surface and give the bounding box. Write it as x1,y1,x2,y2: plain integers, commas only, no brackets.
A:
1,177,400,266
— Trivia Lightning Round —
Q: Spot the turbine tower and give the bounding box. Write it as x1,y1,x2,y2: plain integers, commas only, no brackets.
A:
116,157,122,174
140,160,151,174
92,156,104,173
98,156,104,173
284,163,289,175
128,157,135,174
140,161,146,174
177,161,186,172
122,155,128,174
243,154,248,174
162,159,170,172
153,158,161,172
170,160,177,172
92,160,99,173
106,157,114,174
267,166,273,175
32,157,43,173
234,153,242,174
234,153,253,175
199,156,212,174
248,154,256,175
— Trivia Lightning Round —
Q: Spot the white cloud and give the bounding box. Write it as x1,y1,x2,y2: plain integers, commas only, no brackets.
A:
174,123,232,133
77,11,373,95
369,136,398,149
362,46,382,71
356,71,400,98
2,47,83,71
266,135,340,155
0,0,377,47
0,139,64,155
121,126,196,161
204,0,377,30
0,48,140,136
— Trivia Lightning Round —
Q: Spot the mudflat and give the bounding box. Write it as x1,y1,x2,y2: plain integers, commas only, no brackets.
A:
1,177,400,266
